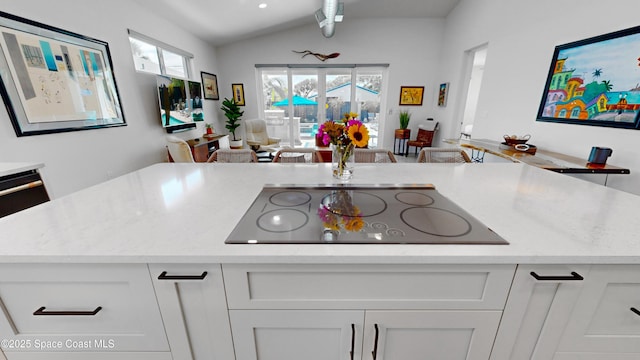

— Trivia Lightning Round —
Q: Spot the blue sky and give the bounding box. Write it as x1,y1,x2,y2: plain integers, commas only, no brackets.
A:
558,32,640,91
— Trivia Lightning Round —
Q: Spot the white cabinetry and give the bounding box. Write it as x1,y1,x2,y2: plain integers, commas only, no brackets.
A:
553,265,640,360
224,264,514,360
490,265,590,360
149,264,235,360
492,265,640,360
0,263,170,360
230,310,363,360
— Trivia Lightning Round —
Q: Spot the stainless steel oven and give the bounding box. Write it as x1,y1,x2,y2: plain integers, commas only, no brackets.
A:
0,170,50,218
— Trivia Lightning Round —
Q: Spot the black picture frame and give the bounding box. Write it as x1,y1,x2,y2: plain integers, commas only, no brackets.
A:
232,83,245,106
200,71,219,100
0,11,126,136
536,25,640,130
399,86,424,106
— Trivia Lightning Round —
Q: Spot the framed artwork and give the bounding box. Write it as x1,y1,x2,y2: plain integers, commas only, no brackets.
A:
232,83,245,106
438,83,449,107
0,11,125,137
200,71,219,100
537,25,640,129
399,86,424,106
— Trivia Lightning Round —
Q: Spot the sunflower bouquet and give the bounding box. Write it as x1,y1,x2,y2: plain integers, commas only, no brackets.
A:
317,112,370,179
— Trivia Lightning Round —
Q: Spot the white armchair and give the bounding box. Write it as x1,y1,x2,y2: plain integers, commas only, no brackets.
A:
166,135,195,163
245,119,281,152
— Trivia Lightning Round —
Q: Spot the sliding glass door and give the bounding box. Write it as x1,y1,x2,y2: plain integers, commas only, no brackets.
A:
257,66,387,148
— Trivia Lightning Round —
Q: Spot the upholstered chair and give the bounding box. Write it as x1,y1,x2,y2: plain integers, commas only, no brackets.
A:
354,148,397,163
272,148,320,163
245,119,281,152
417,148,471,163
207,149,258,163
166,135,195,163
406,123,438,156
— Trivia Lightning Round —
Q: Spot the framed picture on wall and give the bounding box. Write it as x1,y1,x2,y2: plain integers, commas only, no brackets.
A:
232,83,245,106
399,86,424,106
200,71,219,100
438,83,449,107
0,11,126,137
536,25,640,129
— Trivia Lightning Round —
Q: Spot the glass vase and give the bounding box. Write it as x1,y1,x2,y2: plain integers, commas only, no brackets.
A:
332,145,354,181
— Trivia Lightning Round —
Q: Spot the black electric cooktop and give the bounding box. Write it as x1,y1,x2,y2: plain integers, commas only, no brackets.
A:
225,184,508,245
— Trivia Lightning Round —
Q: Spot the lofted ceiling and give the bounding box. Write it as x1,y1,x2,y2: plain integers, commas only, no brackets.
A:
130,0,461,46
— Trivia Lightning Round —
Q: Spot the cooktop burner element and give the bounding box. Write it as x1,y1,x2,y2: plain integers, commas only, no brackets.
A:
226,185,508,245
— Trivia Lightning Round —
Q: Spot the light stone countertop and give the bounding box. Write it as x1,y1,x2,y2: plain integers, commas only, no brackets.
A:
0,162,44,178
0,162,638,264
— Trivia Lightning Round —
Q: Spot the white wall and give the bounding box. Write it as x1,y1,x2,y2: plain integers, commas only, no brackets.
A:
215,18,445,150
0,0,220,197
438,0,640,195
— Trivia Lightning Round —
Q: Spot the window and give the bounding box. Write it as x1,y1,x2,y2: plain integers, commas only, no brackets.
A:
256,65,387,148
128,30,192,78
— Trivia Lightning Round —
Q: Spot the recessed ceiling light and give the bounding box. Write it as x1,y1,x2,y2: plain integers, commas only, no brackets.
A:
258,3,267,9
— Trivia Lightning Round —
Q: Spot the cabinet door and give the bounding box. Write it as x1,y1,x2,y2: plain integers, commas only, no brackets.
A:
149,264,235,360
363,310,502,360
555,265,640,355
0,263,168,353
229,310,364,360
490,265,590,360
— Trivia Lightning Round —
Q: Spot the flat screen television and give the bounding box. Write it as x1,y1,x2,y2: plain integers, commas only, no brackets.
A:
156,76,203,133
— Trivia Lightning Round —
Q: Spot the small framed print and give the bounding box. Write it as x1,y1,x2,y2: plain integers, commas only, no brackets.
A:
399,86,424,106
232,83,245,106
438,83,449,107
200,71,219,100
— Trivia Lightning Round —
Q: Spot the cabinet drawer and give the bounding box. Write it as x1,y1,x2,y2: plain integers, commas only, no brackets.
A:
557,265,640,354
0,264,168,353
223,264,515,310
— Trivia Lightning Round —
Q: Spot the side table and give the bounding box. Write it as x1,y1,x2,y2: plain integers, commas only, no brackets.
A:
186,135,225,162
394,129,411,155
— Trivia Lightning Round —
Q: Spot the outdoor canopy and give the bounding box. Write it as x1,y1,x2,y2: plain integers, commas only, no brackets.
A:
273,95,318,106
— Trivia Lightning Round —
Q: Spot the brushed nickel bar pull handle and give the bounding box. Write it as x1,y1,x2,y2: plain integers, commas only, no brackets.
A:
631,307,640,316
158,271,208,280
371,323,379,360
350,323,355,360
0,180,43,197
33,306,102,316
530,271,584,281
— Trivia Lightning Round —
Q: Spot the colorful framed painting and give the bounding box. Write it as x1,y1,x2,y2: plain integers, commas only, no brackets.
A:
536,25,640,129
399,86,424,106
438,83,449,107
0,11,126,137
200,71,219,100
232,83,245,106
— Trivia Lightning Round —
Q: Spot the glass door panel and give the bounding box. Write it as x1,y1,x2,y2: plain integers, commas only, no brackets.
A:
325,70,352,122
356,70,383,148
292,70,318,147
261,70,291,146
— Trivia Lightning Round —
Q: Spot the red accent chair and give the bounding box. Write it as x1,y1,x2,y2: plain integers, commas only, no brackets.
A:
405,124,437,157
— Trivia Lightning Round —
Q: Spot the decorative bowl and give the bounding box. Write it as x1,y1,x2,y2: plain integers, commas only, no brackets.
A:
503,134,531,145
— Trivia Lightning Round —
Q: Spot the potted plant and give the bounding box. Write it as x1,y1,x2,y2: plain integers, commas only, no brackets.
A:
395,110,411,139
205,123,214,135
221,97,244,148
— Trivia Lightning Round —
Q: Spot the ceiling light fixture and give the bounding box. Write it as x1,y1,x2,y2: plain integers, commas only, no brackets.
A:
315,0,344,38
258,3,267,9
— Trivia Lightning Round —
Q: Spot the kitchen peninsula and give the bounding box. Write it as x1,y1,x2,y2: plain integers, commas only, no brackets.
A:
0,162,639,360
